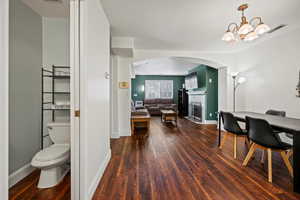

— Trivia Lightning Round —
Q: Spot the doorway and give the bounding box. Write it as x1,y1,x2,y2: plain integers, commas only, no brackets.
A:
8,0,73,199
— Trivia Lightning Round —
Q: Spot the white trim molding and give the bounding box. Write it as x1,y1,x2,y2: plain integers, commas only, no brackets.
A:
9,164,35,188
0,0,9,199
119,129,131,137
204,120,218,125
111,131,120,139
88,149,111,199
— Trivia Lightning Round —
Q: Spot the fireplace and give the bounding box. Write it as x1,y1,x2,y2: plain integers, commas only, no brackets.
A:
191,103,202,121
187,90,206,123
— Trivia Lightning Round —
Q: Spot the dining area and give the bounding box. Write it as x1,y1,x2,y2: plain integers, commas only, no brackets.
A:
218,110,300,194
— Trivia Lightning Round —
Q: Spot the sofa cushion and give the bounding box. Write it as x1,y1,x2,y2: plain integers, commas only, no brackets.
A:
148,106,159,110
144,99,158,104
159,99,173,104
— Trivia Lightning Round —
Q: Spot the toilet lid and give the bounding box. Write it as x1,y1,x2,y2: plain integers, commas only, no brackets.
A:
35,144,70,162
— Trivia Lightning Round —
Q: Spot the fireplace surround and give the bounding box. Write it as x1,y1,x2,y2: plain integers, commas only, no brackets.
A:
187,90,206,123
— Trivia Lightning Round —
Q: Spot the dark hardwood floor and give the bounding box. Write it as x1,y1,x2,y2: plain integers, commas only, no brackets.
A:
93,117,300,200
9,170,70,200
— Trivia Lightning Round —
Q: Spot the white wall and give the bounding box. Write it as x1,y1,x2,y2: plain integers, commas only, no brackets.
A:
117,56,133,136
42,17,70,148
79,0,111,199
111,55,119,138
0,0,9,199
9,0,42,181
234,28,300,118
43,17,69,67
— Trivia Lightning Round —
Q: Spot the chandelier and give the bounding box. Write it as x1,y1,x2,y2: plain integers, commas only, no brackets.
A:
222,4,270,42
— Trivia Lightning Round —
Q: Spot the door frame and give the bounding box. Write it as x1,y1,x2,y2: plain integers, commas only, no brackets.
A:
0,1,81,199
0,0,9,199
70,0,80,199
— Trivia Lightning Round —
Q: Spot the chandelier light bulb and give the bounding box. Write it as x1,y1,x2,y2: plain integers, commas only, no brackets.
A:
238,23,253,35
222,31,235,42
255,23,271,35
244,31,258,41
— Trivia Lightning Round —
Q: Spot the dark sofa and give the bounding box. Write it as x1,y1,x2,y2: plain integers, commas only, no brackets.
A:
144,99,177,115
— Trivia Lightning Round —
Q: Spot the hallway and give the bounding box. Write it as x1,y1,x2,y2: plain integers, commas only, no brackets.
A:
93,117,300,200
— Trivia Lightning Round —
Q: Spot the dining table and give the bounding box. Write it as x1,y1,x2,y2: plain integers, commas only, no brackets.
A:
218,111,300,193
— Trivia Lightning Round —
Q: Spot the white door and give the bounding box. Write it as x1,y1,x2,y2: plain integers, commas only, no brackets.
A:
70,0,80,199
78,0,111,199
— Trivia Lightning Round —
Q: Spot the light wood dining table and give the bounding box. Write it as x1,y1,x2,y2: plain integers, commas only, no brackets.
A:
218,111,300,193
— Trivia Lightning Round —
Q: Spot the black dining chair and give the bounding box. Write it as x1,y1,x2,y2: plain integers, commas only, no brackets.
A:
262,110,293,163
242,116,293,183
219,111,249,159
265,110,293,139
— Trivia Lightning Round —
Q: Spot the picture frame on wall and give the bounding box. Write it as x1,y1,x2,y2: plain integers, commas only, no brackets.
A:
119,81,129,89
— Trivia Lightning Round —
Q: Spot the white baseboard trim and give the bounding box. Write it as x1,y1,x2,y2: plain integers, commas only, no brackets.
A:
88,149,111,200
9,163,35,188
111,131,120,139
204,120,218,124
119,129,131,137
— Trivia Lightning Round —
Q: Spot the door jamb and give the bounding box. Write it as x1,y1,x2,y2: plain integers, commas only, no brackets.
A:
70,0,80,199
0,0,9,199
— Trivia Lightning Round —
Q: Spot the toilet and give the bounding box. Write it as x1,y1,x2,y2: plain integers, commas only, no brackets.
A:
31,122,70,188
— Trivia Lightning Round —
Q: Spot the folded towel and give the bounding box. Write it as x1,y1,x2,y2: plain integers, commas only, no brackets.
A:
51,104,70,109
56,101,70,106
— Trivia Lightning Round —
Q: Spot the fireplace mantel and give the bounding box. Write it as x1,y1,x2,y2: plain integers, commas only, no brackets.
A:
187,90,207,95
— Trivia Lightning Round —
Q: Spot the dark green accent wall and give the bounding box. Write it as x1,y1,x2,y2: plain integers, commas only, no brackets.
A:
131,75,185,104
188,65,218,121
188,65,207,90
206,67,218,120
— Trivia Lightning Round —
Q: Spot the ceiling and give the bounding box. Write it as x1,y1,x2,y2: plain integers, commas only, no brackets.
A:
101,0,300,52
133,57,217,75
21,0,69,17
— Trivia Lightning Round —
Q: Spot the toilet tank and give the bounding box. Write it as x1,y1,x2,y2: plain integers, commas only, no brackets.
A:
47,122,70,144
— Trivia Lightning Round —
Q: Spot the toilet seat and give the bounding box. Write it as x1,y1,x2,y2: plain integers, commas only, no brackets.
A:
35,144,70,162
32,144,70,169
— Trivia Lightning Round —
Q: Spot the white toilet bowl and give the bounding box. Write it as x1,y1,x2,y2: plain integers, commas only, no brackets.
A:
31,122,70,188
32,144,70,188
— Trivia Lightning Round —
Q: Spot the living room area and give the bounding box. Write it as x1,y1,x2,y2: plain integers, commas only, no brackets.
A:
130,57,220,134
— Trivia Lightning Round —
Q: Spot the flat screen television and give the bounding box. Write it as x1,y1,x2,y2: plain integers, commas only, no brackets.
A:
185,72,198,90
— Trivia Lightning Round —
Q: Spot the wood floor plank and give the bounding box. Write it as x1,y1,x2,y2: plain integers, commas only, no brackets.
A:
93,117,300,200
9,171,70,200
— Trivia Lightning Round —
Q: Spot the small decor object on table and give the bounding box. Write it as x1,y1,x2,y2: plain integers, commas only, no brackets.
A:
296,70,300,97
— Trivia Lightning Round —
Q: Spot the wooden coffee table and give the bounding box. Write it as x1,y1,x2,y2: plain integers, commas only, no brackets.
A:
161,110,177,126
131,114,151,134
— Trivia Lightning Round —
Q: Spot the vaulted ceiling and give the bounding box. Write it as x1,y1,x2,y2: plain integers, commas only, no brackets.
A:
101,0,300,52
